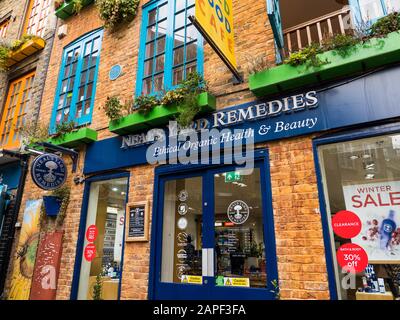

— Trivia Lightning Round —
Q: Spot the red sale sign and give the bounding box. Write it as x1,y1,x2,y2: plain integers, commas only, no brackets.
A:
337,243,368,273
86,225,98,243
332,210,362,239
84,243,96,262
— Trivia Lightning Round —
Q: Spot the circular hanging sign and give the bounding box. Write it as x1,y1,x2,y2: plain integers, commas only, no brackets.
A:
31,154,67,190
337,243,368,273
178,203,188,215
84,243,96,262
177,217,188,230
332,210,362,239
227,200,250,225
86,225,98,243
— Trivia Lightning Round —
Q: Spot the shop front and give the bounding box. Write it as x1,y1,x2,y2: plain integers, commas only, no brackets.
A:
77,64,400,300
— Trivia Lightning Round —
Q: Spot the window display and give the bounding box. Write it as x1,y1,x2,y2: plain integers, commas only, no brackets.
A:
318,134,400,300
77,178,128,300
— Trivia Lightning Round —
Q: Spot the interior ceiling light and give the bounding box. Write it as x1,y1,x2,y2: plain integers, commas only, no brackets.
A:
364,163,376,170
362,154,372,159
365,173,375,180
112,187,118,192
349,155,359,160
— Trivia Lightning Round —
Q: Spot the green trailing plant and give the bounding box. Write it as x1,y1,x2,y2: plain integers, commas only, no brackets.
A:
160,87,186,106
53,120,76,138
18,119,50,146
92,274,103,300
10,34,35,51
284,43,328,68
71,0,84,13
134,95,160,115
53,185,71,228
270,279,281,300
322,33,362,58
370,11,400,37
95,0,140,29
104,96,124,121
175,72,208,128
0,44,11,71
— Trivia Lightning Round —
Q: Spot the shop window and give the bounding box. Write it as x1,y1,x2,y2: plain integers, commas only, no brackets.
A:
77,177,128,300
50,29,103,133
24,0,51,38
318,134,400,300
0,71,35,149
136,0,203,96
0,18,10,38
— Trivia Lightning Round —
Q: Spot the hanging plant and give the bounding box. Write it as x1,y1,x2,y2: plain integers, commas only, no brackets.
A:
134,95,160,115
95,0,140,29
52,185,71,228
0,44,10,71
53,120,77,138
0,35,35,71
19,118,49,146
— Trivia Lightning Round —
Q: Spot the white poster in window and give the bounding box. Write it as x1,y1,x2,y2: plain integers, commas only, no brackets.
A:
114,210,125,263
343,181,400,262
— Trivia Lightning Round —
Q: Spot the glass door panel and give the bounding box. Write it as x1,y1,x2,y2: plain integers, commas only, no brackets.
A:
214,168,267,289
77,177,128,300
161,176,203,284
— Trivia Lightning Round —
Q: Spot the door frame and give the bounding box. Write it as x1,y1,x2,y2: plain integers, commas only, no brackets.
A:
70,171,130,300
148,148,279,300
312,122,400,300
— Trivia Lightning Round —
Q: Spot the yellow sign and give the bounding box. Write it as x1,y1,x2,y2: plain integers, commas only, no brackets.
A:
223,277,250,287
181,275,203,285
194,0,238,73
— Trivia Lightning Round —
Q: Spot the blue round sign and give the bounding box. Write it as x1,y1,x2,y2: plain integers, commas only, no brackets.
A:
109,65,122,81
31,154,67,190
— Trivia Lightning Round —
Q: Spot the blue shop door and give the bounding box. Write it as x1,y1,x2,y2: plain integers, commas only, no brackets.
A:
152,160,278,300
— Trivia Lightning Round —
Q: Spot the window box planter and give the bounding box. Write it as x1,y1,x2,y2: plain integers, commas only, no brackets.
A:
249,31,400,98
43,196,62,216
109,92,216,135
49,127,98,148
55,0,94,20
6,37,46,67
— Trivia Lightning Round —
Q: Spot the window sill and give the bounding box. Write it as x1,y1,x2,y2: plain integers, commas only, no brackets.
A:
49,127,98,148
6,37,46,67
55,0,94,20
249,31,400,98
109,92,216,135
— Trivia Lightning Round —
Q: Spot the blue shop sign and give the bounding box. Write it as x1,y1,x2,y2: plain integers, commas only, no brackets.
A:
31,154,67,190
84,66,400,174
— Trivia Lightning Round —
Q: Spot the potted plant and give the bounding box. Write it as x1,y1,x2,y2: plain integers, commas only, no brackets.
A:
43,196,63,216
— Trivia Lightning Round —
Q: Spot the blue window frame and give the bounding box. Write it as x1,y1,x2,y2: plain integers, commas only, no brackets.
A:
348,0,399,25
136,0,204,97
50,29,104,133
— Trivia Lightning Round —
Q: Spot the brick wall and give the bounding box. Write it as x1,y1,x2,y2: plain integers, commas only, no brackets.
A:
4,0,332,300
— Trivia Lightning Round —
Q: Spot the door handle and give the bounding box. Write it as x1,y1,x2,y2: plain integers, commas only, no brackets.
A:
202,248,214,278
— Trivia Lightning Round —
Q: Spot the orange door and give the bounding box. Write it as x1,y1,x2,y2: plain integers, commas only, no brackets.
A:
0,71,35,149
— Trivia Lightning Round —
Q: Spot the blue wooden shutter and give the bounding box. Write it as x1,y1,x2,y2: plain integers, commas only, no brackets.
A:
267,0,284,49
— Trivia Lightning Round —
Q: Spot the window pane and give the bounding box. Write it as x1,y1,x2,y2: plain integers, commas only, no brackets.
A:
174,28,185,47
158,4,168,20
174,47,184,66
186,61,197,75
156,37,166,54
155,55,165,72
186,42,197,61
214,168,267,289
175,11,185,30
158,19,168,37
385,0,400,12
145,42,155,59
173,66,184,85
144,60,153,77
176,0,186,12
142,78,152,95
161,177,203,284
359,0,385,20
148,8,157,25
318,134,400,300
147,26,156,41
186,24,197,42
154,74,164,92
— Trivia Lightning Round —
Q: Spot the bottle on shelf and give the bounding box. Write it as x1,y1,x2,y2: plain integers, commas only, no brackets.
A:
380,210,397,250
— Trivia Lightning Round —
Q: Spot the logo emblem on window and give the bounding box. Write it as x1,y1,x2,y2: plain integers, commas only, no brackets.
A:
178,203,188,215
227,200,250,225
178,190,188,202
31,154,67,190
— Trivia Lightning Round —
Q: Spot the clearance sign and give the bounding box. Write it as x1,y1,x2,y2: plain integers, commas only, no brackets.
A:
191,0,241,81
